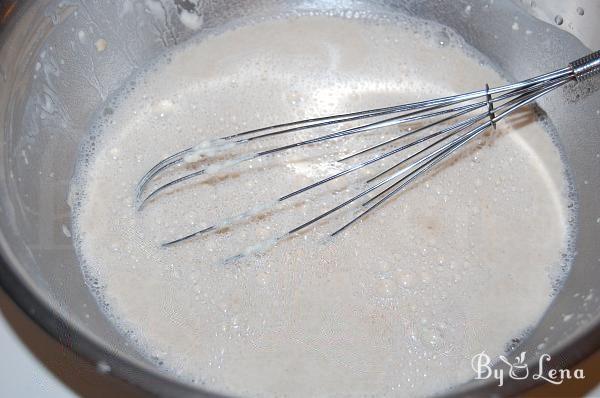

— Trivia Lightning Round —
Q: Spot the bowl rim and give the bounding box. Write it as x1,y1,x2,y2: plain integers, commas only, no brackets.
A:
0,0,599,396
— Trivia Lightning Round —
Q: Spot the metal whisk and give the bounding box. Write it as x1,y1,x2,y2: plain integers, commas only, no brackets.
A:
137,51,600,248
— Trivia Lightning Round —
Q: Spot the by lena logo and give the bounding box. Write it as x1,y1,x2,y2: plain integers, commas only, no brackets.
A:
471,351,585,386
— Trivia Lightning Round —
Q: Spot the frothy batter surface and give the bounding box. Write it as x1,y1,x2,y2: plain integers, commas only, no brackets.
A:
73,14,572,397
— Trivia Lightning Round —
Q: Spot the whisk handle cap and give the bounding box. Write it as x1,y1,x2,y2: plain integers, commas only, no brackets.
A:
570,50,600,81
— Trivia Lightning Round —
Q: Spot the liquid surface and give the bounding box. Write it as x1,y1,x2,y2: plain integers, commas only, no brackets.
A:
73,14,572,397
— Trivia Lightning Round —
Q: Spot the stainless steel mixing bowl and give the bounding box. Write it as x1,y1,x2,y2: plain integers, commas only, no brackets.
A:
0,1,598,396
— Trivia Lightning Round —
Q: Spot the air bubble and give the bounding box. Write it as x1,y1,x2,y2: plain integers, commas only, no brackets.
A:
434,30,450,47
554,15,564,25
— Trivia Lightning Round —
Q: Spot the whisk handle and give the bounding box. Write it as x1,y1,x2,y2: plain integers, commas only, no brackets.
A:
570,50,600,81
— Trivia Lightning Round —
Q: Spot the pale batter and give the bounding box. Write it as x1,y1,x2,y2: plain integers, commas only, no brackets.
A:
72,13,573,397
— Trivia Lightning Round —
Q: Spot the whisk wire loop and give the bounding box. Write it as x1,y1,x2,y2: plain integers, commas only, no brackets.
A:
135,52,599,248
